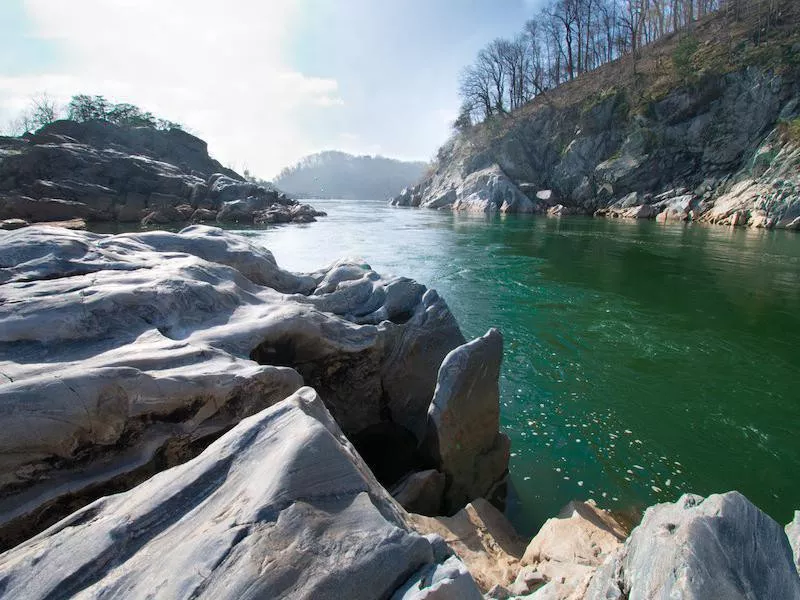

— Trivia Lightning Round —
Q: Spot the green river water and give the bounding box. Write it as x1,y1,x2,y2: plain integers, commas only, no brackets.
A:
236,198,800,535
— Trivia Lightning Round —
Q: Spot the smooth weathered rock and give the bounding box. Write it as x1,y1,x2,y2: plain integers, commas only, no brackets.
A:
0,387,481,600
788,511,800,574
420,164,536,214
409,498,527,592
585,492,800,600
522,500,627,567
426,329,510,512
391,555,484,600
535,189,558,205
0,218,28,230
0,225,466,548
391,469,446,516
508,566,546,597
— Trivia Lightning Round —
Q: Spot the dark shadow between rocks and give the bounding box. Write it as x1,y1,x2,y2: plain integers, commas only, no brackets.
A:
349,423,432,489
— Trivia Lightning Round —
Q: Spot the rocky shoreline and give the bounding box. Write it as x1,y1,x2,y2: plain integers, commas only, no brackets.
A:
0,225,798,598
0,120,326,229
391,24,800,232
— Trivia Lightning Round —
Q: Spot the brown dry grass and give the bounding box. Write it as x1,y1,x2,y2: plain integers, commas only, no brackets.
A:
463,0,800,147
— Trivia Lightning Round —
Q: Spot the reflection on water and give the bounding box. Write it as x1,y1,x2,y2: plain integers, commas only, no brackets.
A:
231,200,799,534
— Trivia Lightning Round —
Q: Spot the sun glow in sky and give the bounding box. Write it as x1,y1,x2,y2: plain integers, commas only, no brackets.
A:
0,0,538,178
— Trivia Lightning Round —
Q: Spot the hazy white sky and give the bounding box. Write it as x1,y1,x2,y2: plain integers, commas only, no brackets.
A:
0,0,538,178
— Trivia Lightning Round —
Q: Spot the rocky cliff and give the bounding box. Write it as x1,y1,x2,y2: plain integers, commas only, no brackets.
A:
0,120,325,228
393,7,800,230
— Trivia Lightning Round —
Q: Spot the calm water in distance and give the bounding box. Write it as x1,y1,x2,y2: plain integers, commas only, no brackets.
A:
236,198,800,535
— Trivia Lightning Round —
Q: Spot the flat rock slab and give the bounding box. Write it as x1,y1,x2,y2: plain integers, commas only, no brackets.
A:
0,387,482,599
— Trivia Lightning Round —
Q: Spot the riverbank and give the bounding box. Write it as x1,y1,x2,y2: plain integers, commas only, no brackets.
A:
392,2,800,232
1,222,798,598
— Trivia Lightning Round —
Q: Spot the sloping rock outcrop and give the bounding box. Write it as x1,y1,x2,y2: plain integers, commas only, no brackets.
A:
0,120,325,226
0,225,488,550
392,9,800,229
425,329,510,514
586,492,800,599
789,511,800,574
0,387,483,599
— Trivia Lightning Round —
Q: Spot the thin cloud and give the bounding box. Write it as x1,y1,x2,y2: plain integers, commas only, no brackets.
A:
0,0,343,177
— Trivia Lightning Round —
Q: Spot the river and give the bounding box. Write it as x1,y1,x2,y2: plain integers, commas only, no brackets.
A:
234,198,800,535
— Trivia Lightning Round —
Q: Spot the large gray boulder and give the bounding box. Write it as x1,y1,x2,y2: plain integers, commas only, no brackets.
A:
788,511,800,574
586,492,800,599
0,225,466,549
446,165,536,214
425,329,510,513
0,387,482,599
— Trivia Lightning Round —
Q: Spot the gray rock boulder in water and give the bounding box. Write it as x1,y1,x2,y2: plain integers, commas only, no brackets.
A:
426,329,510,513
0,225,466,549
586,492,800,599
0,387,482,600
788,511,800,574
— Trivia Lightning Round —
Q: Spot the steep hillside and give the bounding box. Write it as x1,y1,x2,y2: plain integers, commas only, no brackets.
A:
394,3,800,229
275,151,427,200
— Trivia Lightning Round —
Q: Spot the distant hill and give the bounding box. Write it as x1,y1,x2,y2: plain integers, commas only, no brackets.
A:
273,151,428,200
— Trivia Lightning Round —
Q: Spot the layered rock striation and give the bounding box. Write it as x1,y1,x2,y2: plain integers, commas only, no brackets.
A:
0,120,325,227
0,225,507,552
0,387,484,600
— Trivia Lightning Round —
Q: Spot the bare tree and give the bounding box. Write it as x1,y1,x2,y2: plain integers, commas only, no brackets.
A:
457,0,739,125
5,92,61,135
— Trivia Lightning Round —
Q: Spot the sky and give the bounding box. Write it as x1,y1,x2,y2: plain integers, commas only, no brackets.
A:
0,0,542,179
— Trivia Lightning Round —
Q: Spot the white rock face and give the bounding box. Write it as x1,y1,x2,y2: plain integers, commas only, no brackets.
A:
419,165,535,214
788,511,800,574
0,387,483,599
426,329,510,513
0,225,466,547
586,492,800,599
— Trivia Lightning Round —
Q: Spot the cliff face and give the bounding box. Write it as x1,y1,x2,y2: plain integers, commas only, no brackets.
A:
394,9,800,229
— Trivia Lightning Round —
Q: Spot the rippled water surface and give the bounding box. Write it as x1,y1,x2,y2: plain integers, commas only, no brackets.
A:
236,198,800,534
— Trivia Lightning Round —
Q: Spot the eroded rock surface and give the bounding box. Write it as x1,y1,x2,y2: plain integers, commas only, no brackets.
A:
0,225,467,548
586,492,800,600
425,329,510,513
0,387,483,599
788,511,800,574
